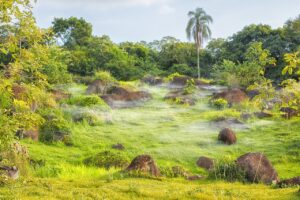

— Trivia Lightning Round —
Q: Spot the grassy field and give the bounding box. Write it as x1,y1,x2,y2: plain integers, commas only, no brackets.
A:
0,83,299,199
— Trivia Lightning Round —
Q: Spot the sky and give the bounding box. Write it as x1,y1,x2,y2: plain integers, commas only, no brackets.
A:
33,0,300,43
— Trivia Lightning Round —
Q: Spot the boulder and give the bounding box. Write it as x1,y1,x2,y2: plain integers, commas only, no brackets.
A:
218,128,237,145
0,166,19,180
280,107,298,119
126,155,160,176
278,176,300,187
212,88,248,104
196,156,214,170
236,152,279,184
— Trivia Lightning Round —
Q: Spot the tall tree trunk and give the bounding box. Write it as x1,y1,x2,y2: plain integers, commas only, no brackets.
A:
197,47,200,79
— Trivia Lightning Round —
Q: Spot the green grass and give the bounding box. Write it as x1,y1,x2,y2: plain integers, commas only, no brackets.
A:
1,83,299,199
0,178,299,199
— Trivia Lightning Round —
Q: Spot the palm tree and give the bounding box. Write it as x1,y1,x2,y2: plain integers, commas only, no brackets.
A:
186,8,213,79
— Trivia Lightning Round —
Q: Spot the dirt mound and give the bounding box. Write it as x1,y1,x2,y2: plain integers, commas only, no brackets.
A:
126,155,160,176
101,86,152,108
12,84,26,99
164,90,197,105
278,176,300,187
170,76,207,87
112,143,125,150
218,128,237,145
196,156,214,170
16,129,39,141
86,80,114,95
107,86,130,96
236,152,279,184
280,107,298,119
24,129,39,141
212,88,248,104
142,76,163,85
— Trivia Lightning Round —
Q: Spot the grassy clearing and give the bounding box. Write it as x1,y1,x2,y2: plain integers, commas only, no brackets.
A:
1,83,299,199
0,178,299,200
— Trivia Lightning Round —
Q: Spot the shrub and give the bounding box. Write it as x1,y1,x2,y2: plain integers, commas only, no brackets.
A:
64,95,107,107
39,109,72,144
208,157,246,182
72,111,103,126
34,165,61,178
211,98,228,109
166,72,183,82
94,70,117,83
169,64,193,76
160,166,189,178
183,79,196,95
83,151,129,169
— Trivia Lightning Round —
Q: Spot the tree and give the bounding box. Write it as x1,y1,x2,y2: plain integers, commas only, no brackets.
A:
186,8,213,79
0,0,71,153
213,42,276,88
282,51,300,76
52,17,93,48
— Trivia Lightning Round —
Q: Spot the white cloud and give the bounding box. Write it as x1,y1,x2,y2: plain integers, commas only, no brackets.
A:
35,0,175,15
37,0,170,8
158,5,175,15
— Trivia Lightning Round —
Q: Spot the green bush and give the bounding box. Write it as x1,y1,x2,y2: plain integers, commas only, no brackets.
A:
83,151,129,169
166,72,183,82
183,79,196,95
64,95,107,107
169,64,193,77
34,165,61,178
208,158,246,182
72,111,103,126
94,70,117,83
39,109,72,145
211,98,228,109
160,166,189,178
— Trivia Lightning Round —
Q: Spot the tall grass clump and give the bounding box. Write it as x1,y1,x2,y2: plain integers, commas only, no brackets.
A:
83,151,129,170
64,95,108,107
208,157,246,182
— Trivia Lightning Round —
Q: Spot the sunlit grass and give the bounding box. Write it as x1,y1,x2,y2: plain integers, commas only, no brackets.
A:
8,84,300,199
